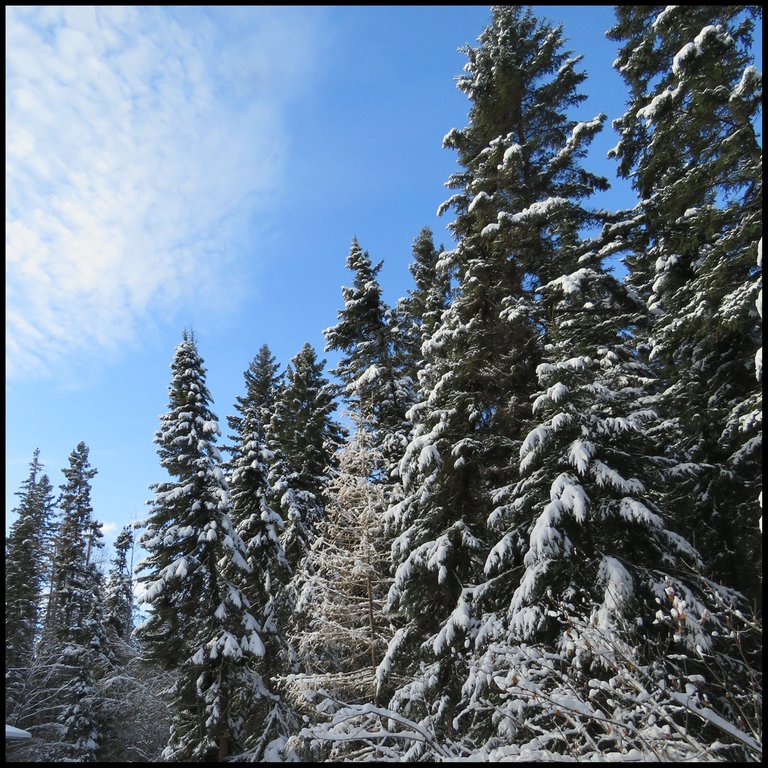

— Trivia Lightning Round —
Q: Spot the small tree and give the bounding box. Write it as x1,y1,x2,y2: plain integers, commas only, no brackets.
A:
104,526,134,646
288,421,391,706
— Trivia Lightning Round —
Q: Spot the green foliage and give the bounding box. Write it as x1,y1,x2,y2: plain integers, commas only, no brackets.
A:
6,449,57,670
135,331,262,760
608,5,763,600
325,239,413,479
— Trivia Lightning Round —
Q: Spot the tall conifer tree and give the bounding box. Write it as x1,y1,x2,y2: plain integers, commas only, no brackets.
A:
379,8,609,752
268,343,344,574
226,355,295,759
6,449,57,670
45,442,103,647
135,331,264,761
225,344,282,467
394,227,451,395
608,5,762,600
325,238,413,483
27,442,111,761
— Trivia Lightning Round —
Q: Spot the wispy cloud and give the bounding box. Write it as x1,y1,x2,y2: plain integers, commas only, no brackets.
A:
6,6,324,380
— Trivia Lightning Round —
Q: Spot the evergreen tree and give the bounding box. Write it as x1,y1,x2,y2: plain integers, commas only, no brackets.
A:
45,442,103,648
104,526,134,646
474,259,719,668
394,227,452,397
379,7,609,753
268,342,344,573
18,442,112,762
226,362,296,759
135,331,264,761
607,5,762,601
6,449,57,670
324,238,413,481
225,344,282,466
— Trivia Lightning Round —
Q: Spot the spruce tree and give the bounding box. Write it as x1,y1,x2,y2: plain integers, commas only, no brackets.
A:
45,441,103,647
324,238,413,482
104,526,134,646
225,344,282,467
21,442,112,762
6,449,57,670
480,260,713,653
268,342,344,574
135,331,264,761
394,227,452,395
379,7,609,753
607,5,762,601
226,361,296,759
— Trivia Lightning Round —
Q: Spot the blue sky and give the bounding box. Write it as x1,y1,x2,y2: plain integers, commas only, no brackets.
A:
6,6,761,557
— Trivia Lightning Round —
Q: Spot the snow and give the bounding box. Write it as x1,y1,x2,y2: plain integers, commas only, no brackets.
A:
442,127,460,148
732,65,758,99
618,498,662,529
671,41,697,74
525,501,567,564
636,84,681,124
505,197,569,225
467,190,491,212
548,382,569,403
568,439,595,475
482,198,569,237
652,6,678,29
432,590,472,655
666,690,761,751
672,25,731,75
418,443,441,470
551,473,589,522
596,555,633,629
500,143,522,167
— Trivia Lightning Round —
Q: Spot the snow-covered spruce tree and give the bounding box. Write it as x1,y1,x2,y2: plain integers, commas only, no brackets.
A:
267,342,344,576
15,442,112,762
482,263,706,645
455,248,759,756
135,331,264,762
6,448,57,671
378,7,609,756
225,343,282,468
225,363,296,760
393,227,452,396
104,526,134,647
44,441,104,648
324,238,414,488
608,5,762,602
6,448,58,752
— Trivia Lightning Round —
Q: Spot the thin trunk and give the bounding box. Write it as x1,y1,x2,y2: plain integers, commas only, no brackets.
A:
367,571,378,706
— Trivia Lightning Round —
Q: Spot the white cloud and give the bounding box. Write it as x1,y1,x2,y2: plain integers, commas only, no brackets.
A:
6,6,324,380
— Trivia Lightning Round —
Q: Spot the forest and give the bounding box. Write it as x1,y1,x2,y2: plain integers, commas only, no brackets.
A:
5,5,762,763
